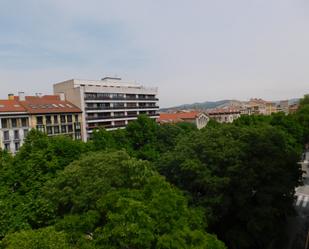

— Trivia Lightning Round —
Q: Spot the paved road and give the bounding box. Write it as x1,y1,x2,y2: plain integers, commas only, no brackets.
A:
287,152,309,249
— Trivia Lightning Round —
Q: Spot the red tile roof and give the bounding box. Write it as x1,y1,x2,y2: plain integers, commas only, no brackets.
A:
0,95,81,114
158,111,201,122
18,95,81,114
0,100,27,113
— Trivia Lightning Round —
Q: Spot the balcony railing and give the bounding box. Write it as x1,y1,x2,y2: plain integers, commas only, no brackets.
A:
86,113,159,121
85,96,159,101
85,106,159,111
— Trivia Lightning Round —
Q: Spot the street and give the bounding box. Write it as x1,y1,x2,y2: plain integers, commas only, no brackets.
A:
286,151,309,249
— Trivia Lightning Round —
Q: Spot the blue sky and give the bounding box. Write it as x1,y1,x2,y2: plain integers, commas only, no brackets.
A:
0,0,309,107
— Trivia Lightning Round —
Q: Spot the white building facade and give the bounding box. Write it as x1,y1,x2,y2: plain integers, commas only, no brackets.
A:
54,77,159,141
0,98,30,154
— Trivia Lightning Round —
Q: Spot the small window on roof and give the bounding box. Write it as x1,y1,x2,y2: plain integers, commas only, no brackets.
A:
59,104,65,107
0,105,4,108
52,104,58,108
14,104,20,107
66,104,73,108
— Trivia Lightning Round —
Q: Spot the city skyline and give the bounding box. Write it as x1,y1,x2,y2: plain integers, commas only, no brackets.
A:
1,0,309,107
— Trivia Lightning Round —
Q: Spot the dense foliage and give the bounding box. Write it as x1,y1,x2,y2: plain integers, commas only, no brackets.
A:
0,95,308,249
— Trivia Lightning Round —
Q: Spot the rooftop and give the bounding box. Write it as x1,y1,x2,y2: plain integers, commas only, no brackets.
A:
0,95,81,114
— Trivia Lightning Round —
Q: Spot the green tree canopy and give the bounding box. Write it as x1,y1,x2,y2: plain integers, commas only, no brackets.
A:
44,151,226,249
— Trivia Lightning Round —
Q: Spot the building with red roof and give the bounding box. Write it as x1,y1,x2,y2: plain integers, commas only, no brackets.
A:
0,92,83,154
158,111,209,129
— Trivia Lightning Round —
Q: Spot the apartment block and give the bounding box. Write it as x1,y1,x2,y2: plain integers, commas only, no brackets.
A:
54,77,159,141
0,95,30,153
0,93,83,154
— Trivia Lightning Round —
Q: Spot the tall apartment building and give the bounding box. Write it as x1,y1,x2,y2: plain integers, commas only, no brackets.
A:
53,77,159,141
0,93,83,154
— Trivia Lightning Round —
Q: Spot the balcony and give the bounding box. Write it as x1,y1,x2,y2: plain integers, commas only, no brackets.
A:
84,96,159,101
85,105,159,111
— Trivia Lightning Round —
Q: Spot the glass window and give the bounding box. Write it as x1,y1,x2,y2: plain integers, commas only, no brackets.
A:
3,131,10,141
60,115,66,123
21,118,28,127
15,142,20,152
68,125,73,133
46,116,52,125
47,126,53,135
54,126,60,134
11,118,17,128
24,129,29,138
75,115,79,122
67,115,72,123
1,119,8,129
75,132,81,140
36,116,43,125
4,143,10,151
61,125,67,133
14,130,19,140
54,115,58,124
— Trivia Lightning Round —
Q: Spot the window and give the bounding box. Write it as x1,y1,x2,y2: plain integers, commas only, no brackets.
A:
21,118,28,127
36,116,43,125
4,143,10,152
24,129,29,138
75,115,79,122
54,126,60,134
114,112,125,117
1,119,8,129
46,116,52,125
68,125,73,133
3,131,10,141
67,115,72,123
11,118,17,128
61,125,67,133
75,132,81,140
14,130,19,140
47,126,53,135
54,115,58,124
36,125,45,132
15,142,20,152
60,115,66,123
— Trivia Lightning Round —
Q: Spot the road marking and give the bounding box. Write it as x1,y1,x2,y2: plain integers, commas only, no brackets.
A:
303,196,309,207
296,195,303,206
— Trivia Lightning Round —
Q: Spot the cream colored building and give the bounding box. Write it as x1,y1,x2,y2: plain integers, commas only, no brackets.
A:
54,77,159,141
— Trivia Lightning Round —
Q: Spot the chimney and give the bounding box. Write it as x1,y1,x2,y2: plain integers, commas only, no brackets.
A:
18,92,25,101
59,92,65,101
8,93,14,100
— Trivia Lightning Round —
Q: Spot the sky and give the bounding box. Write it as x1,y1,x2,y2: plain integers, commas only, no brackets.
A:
0,0,309,107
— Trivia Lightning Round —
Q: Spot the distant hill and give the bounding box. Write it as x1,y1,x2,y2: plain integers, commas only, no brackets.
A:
161,98,300,112
160,100,232,112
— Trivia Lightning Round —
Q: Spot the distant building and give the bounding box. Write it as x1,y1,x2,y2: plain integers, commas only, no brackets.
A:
158,111,209,129
277,100,289,114
289,103,299,114
207,108,241,123
0,92,82,154
54,77,159,141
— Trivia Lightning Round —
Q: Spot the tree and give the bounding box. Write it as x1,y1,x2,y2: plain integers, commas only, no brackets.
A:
125,115,159,160
44,151,226,249
1,227,69,249
157,125,301,249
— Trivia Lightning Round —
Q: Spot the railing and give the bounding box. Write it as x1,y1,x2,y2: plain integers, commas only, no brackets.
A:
85,96,159,101
85,106,159,111
86,113,159,121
